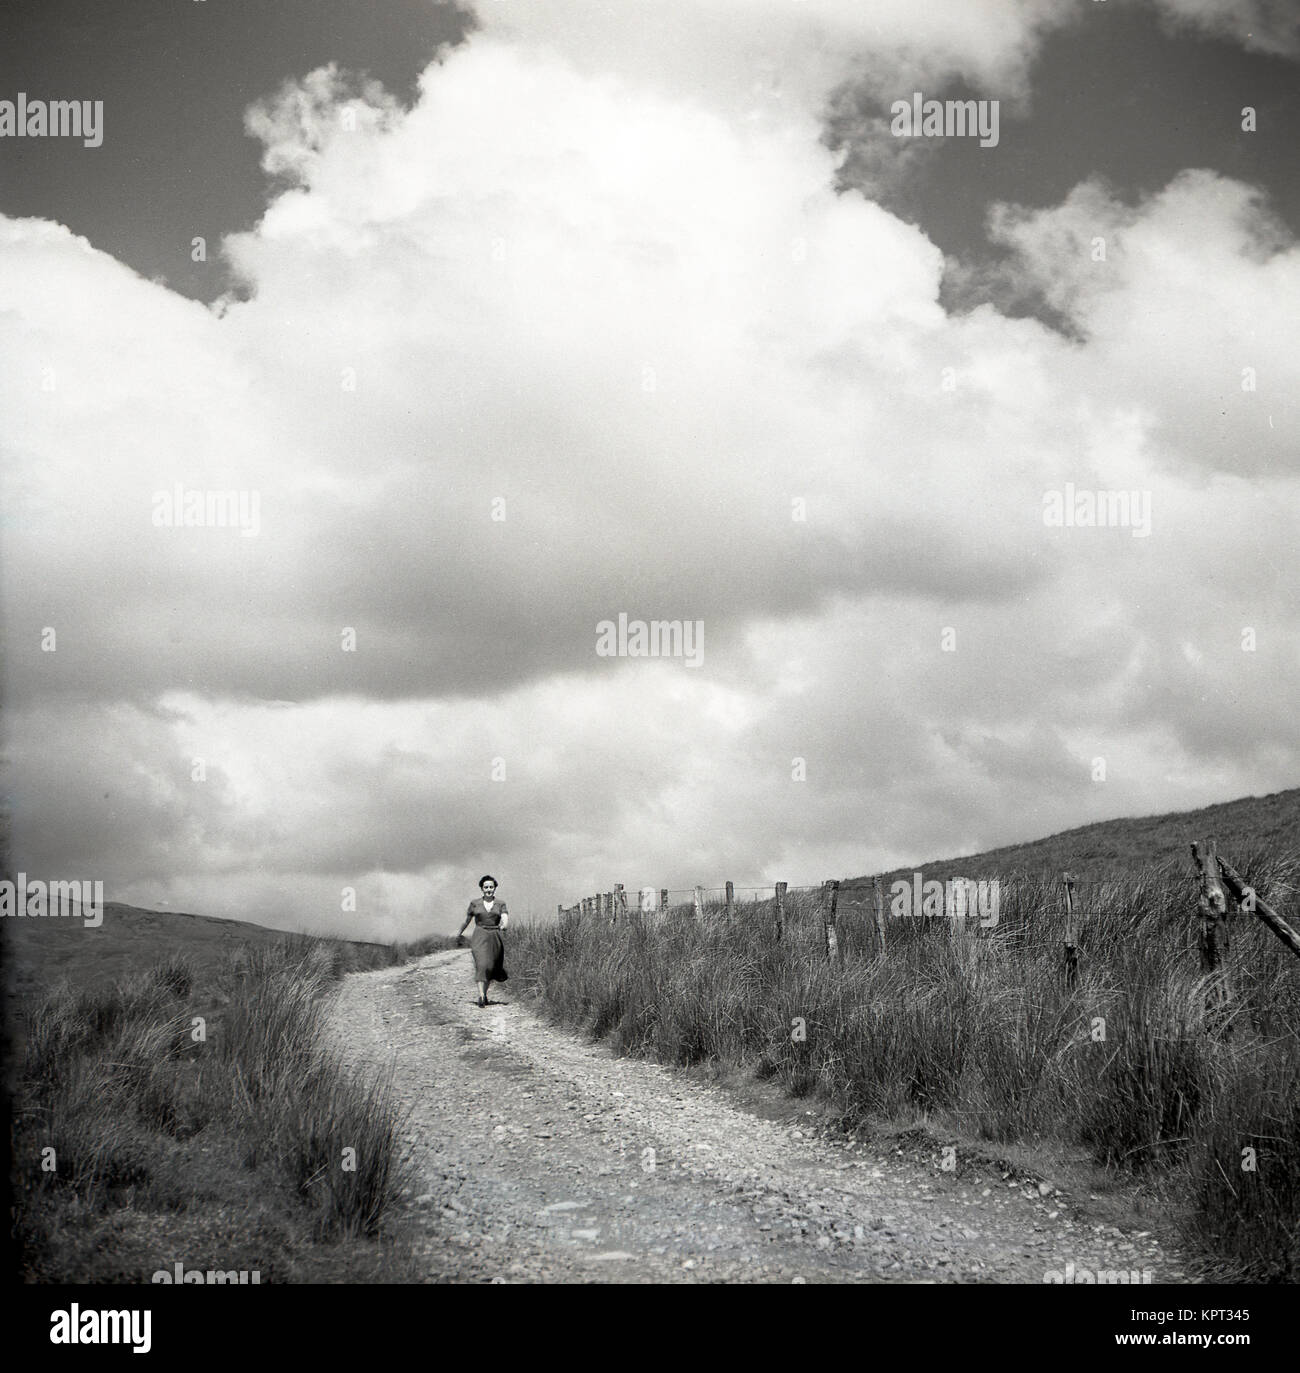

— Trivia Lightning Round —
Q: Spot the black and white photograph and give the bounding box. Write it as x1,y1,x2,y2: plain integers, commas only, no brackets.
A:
2,0,1297,1341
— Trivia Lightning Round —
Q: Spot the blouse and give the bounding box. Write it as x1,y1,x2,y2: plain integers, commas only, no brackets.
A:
466,897,507,929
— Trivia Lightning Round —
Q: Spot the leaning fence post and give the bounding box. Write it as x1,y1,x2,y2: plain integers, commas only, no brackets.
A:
693,885,704,919
1215,855,1300,962
873,875,887,954
823,879,840,962
1063,872,1079,987
775,881,786,943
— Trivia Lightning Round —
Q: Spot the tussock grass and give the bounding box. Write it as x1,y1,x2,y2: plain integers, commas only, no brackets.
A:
12,938,416,1281
511,859,1300,1281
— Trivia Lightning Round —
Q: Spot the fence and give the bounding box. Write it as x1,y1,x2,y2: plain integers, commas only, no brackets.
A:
559,838,1300,989
559,876,948,961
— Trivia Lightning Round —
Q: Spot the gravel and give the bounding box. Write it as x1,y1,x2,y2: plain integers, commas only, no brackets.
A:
324,950,1181,1284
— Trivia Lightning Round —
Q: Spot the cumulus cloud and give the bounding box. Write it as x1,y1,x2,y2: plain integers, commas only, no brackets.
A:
2,2,1296,933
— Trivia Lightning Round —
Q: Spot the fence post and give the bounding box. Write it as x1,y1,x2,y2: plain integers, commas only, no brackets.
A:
557,903,563,918
613,883,624,924
693,885,704,919
1191,841,1228,971
823,879,840,962
1215,855,1300,962
947,876,967,935
775,881,786,943
660,888,669,917
1191,839,1233,1032
725,881,734,921
873,875,887,954
1063,872,1079,987
1219,856,1300,966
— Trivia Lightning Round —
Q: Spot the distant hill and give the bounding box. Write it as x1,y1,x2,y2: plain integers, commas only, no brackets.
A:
2,901,396,999
843,787,1300,900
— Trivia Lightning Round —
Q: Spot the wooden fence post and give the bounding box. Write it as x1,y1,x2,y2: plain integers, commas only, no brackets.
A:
1191,839,1233,1032
873,875,887,954
613,883,625,924
1191,840,1228,972
1215,855,1300,962
947,877,967,935
725,881,734,921
693,885,704,919
823,879,840,962
660,888,669,917
775,881,786,943
1063,872,1079,987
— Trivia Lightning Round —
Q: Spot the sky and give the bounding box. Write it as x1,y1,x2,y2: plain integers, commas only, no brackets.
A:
2,0,1298,940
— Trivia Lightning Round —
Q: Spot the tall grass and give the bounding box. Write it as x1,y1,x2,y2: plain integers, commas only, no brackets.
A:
509,858,1299,1281
12,937,415,1280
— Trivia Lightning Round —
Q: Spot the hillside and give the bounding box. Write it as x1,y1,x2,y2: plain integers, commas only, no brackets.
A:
843,787,1300,899
2,900,396,999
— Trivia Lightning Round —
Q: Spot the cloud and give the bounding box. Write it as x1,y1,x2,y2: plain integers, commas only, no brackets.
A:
471,0,1081,110
2,4,1297,932
1147,0,1300,58
986,172,1299,477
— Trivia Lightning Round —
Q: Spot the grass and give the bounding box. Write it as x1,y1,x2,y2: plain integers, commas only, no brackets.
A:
11,935,421,1282
507,852,1300,1282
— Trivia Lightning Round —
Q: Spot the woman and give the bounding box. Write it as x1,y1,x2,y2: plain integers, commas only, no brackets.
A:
457,874,509,1008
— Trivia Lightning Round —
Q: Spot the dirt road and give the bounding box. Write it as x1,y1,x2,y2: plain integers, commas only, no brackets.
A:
325,949,1184,1283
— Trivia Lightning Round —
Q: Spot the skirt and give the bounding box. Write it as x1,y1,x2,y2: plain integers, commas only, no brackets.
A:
470,925,508,984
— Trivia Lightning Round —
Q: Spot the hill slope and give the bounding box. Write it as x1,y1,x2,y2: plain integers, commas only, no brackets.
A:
844,787,1300,896
2,901,396,998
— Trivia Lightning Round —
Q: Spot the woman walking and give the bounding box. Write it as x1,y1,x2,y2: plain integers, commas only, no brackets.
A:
457,875,509,1007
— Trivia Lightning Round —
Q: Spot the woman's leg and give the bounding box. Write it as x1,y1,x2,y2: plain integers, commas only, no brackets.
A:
476,979,487,1006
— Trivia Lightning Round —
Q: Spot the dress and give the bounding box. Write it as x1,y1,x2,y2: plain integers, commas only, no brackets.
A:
466,897,508,984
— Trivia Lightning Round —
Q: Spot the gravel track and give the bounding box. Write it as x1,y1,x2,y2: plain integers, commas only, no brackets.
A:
325,949,1183,1284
